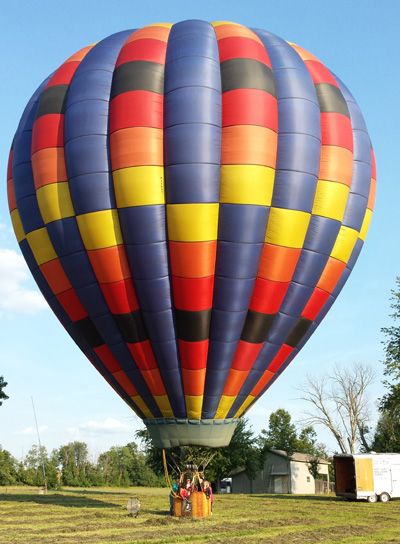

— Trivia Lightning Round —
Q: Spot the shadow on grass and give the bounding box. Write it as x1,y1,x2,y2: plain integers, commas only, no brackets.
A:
0,493,118,508
61,489,132,497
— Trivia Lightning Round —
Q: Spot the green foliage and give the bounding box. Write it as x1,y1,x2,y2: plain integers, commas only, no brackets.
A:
0,376,9,406
376,277,400,452
0,446,19,485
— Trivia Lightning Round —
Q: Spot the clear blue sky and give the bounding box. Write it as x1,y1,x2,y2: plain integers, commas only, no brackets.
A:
1,0,399,461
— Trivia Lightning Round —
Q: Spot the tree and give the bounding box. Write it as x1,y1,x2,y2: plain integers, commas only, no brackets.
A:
0,376,9,406
297,363,376,453
0,446,19,485
376,277,400,451
258,409,298,455
57,442,92,486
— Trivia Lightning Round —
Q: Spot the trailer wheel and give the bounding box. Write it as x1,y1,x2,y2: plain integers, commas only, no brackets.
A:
367,494,377,503
379,492,390,503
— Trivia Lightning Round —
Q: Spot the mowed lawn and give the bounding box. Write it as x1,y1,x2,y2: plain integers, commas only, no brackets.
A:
1,486,400,544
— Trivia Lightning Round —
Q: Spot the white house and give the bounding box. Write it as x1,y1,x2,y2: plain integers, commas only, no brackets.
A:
231,449,330,495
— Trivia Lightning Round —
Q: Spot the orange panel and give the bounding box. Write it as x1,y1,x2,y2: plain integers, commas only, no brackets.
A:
110,127,163,170
87,246,131,283
181,368,207,396
221,125,277,168
141,368,166,396
250,369,274,396
317,257,346,293
213,23,263,44
112,370,138,396
319,145,353,187
66,45,94,63
367,177,376,211
169,241,217,278
257,244,301,282
289,43,320,63
31,147,68,188
223,368,250,396
40,259,71,294
124,26,171,43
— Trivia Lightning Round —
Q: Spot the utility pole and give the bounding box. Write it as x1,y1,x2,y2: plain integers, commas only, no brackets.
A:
31,397,47,492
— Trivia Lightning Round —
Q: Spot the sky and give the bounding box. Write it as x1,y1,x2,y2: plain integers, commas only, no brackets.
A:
0,0,399,462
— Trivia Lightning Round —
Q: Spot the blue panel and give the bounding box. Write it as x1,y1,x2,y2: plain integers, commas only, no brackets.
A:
66,70,116,102
142,310,175,343
332,267,351,298
349,161,371,199
164,87,221,126
75,283,111,318
218,204,269,243
164,124,221,165
252,342,281,371
164,57,221,92
159,368,186,417
353,130,372,165
12,162,36,204
125,243,169,280
276,133,321,176
342,193,368,231
47,217,86,256
134,277,173,313
12,130,33,166
335,74,369,133
73,30,133,73
69,173,116,214
151,339,180,370
314,295,335,325
292,249,329,286
303,215,341,255
253,30,309,72
15,194,44,234
65,100,109,141
272,67,319,102
271,170,317,212
347,238,363,271
266,313,298,344
19,239,38,272
47,295,71,325
59,251,98,288
216,241,264,279
277,96,321,138
280,282,314,316
119,205,166,244
92,313,126,347
165,164,221,204
206,340,239,370
31,267,53,299
209,309,247,342
65,134,110,178
213,277,256,312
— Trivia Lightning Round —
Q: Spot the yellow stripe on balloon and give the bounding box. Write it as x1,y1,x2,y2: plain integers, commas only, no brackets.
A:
215,395,236,419
185,395,203,419
359,208,373,242
113,166,165,207
167,203,219,242
26,227,58,265
234,395,255,418
265,208,311,248
154,395,174,418
312,179,350,222
10,209,26,243
36,182,75,223
77,209,123,250
330,225,359,263
131,396,153,419
220,165,275,206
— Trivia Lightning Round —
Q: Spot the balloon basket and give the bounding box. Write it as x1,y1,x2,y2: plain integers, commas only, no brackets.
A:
173,492,211,518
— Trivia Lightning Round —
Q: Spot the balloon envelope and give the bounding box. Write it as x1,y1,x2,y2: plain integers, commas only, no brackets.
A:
7,21,376,448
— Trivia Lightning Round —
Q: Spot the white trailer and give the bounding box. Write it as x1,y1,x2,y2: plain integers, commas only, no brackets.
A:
334,453,400,503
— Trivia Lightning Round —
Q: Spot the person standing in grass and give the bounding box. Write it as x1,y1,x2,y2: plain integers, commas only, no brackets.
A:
204,481,214,514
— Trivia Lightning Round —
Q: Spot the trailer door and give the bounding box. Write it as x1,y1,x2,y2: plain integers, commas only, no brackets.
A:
391,465,400,497
355,458,374,493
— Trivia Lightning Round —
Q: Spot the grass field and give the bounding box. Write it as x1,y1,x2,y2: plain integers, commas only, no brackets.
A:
1,486,400,544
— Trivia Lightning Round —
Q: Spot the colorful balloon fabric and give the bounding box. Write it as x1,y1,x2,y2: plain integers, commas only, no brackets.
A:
7,21,376,448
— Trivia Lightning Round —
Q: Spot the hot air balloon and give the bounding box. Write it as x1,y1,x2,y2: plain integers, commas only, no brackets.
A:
7,20,375,448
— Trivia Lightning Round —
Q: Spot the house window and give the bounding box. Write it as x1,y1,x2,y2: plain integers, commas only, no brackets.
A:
307,476,310,482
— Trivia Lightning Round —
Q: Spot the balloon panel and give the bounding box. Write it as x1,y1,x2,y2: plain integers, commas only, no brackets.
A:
7,21,375,447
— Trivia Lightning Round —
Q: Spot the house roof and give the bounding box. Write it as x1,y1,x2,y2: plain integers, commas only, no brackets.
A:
270,449,330,464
